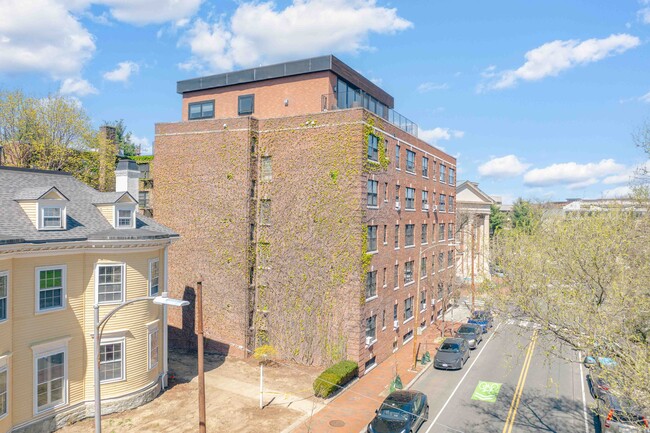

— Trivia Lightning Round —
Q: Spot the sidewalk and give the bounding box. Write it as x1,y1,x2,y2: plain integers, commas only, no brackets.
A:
290,302,471,433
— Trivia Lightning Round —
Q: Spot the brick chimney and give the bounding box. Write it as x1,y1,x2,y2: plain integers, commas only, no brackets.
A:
98,126,118,191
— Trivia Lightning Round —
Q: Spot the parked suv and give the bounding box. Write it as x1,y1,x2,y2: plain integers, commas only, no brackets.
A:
596,393,649,432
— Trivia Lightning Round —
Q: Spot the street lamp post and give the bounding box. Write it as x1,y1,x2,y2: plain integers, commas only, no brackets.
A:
93,294,189,433
412,243,442,370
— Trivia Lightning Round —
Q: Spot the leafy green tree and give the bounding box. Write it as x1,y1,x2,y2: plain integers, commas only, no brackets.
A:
489,203,506,236
102,119,138,156
487,207,650,411
511,198,540,233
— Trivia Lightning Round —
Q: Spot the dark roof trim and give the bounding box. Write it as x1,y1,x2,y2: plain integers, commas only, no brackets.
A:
177,55,394,108
0,166,72,176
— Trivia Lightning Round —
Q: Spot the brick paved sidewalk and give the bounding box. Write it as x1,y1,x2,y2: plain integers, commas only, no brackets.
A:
291,320,462,433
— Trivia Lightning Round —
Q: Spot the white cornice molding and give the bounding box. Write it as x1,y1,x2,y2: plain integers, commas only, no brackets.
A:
0,238,174,259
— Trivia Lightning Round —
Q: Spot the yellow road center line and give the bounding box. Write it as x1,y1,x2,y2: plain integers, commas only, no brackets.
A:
502,330,538,433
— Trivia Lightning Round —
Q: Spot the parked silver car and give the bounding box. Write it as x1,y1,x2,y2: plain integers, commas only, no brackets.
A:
454,324,483,349
596,393,649,432
433,338,470,370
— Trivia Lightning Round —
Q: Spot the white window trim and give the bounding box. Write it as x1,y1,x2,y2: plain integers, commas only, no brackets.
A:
32,339,68,415
0,364,8,420
114,204,136,229
35,265,67,314
0,271,8,323
95,263,126,305
37,200,67,230
99,337,126,384
148,258,160,296
147,321,160,371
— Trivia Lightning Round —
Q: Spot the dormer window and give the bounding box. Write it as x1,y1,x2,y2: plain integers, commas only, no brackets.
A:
14,186,69,231
117,209,133,228
42,206,63,229
93,191,138,229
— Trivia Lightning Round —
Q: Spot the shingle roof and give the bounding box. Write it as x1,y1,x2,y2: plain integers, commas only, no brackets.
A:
92,191,135,204
0,166,177,244
13,186,69,201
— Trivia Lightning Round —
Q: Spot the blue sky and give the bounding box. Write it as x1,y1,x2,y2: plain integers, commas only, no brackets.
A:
1,0,649,203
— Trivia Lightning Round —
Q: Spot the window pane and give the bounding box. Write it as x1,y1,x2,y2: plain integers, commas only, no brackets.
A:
201,102,214,117
98,265,123,303
238,95,254,115
261,157,272,181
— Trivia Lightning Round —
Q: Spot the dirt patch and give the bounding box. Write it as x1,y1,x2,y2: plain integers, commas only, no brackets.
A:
60,350,324,433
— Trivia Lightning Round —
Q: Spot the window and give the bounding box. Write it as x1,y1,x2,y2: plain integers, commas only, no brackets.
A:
383,225,387,244
421,257,427,277
366,315,377,342
395,185,400,207
405,224,414,247
448,223,454,240
367,134,379,162
431,254,436,275
395,144,400,169
188,100,214,120
138,163,150,179
42,206,63,229
384,182,388,202
0,272,6,322
448,250,454,267
96,264,124,304
448,196,454,213
439,194,447,212
238,94,254,115
117,208,133,228
404,297,413,321
258,242,270,268
394,224,399,249
406,150,416,172
404,260,414,284
367,226,377,252
261,156,272,182
422,190,429,210
260,199,271,225
439,164,446,183
149,259,159,296
421,224,428,244
0,366,6,417
36,266,65,312
439,223,445,241
421,290,427,311
138,191,150,208
100,340,124,382
438,252,444,268
449,168,456,185
383,267,387,287
422,157,429,177
393,264,399,289
148,327,159,370
432,161,437,181
366,271,377,299
367,180,378,207
393,303,398,321
437,282,444,300
382,309,386,329
36,351,65,412
403,330,413,343
405,187,415,210
431,223,436,243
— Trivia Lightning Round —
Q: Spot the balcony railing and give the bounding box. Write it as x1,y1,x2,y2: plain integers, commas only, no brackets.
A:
321,92,418,137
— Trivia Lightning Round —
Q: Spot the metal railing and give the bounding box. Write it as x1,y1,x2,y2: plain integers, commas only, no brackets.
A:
321,92,419,137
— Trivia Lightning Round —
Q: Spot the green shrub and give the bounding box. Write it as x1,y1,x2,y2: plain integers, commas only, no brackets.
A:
313,360,359,398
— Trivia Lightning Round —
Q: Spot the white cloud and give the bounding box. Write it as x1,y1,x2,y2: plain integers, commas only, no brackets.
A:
417,82,448,93
103,61,140,82
640,91,650,103
567,178,598,190
179,0,412,73
523,159,625,187
0,0,95,77
419,127,465,145
131,135,152,154
481,34,640,91
59,77,98,96
478,155,531,178
638,0,650,24
602,186,632,198
98,0,202,25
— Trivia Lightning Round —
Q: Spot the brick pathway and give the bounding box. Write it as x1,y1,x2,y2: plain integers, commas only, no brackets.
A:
291,320,462,433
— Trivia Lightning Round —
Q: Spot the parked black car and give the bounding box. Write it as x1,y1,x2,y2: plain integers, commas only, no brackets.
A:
454,324,483,349
367,390,429,433
596,393,649,432
433,338,470,370
585,356,617,399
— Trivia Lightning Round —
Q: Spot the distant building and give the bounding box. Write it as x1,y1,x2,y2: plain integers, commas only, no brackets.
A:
546,197,646,216
155,55,457,372
0,162,177,432
456,181,494,283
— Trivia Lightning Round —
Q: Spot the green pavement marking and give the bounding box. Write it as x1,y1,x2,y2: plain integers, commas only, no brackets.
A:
471,381,502,403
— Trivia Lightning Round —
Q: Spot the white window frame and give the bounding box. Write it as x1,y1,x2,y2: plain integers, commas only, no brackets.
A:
32,339,68,415
35,265,67,314
37,201,66,230
95,263,126,305
115,204,136,229
0,271,8,323
148,258,160,296
147,322,159,371
99,337,126,384
0,364,7,420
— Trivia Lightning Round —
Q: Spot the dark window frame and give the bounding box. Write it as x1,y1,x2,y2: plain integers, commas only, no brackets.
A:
188,100,215,120
238,94,255,115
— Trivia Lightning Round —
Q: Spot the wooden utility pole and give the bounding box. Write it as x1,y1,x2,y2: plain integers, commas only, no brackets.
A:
471,219,476,313
197,279,206,433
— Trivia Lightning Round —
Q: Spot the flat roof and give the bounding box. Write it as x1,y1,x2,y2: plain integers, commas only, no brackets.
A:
176,54,394,108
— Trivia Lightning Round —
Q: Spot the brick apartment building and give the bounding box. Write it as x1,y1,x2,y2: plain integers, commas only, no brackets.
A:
154,55,457,373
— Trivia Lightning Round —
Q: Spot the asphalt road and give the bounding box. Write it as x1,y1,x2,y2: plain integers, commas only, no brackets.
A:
411,320,598,433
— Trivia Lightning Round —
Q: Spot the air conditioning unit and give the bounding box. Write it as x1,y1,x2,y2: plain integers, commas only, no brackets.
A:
393,320,399,329
431,205,438,212
422,203,429,211
365,336,374,346
395,201,401,211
